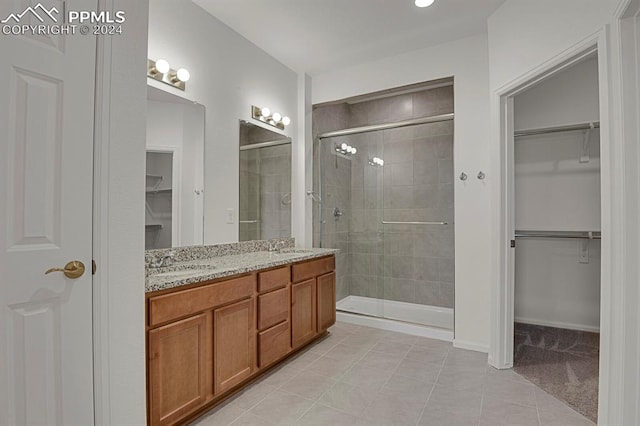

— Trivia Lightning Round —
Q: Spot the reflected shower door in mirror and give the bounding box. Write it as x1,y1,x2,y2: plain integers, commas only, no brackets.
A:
239,120,292,241
145,86,205,249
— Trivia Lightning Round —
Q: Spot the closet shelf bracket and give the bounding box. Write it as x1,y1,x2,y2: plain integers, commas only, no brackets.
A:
579,122,595,163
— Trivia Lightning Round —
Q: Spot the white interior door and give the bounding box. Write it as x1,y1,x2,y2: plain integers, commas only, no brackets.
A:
0,0,97,424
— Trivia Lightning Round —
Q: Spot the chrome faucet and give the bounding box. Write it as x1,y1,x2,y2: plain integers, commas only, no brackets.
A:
268,241,285,252
149,251,175,268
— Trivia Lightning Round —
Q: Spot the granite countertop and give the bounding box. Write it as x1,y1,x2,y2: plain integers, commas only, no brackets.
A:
146,248,339,293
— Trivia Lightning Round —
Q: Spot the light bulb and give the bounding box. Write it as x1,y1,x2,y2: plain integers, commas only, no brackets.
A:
352,147,357,154
176,68,190,82
282,116,291,126
341,143,348,150
272,112,282,122
379,159,384,166
414,0,435,7
261,107,271,118
155,59,170,74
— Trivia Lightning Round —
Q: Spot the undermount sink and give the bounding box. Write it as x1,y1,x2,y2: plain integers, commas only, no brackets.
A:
151,265,213,279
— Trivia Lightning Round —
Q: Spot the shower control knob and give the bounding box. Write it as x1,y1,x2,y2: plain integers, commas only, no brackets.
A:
459,172,468,181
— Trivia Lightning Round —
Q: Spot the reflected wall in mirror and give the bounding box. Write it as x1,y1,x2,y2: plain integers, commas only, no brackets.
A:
145,86,205,249
239,120,292,241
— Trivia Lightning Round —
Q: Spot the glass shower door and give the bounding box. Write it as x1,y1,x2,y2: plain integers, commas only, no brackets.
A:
317,130,386,318
316,119,454,330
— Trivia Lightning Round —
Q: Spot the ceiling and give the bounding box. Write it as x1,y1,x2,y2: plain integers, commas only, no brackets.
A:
193,0,506,76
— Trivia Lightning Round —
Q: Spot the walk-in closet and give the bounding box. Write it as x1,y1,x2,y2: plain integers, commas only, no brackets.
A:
512,54,601,422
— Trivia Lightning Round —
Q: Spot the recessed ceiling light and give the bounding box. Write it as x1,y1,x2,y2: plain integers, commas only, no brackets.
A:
415,0,435,7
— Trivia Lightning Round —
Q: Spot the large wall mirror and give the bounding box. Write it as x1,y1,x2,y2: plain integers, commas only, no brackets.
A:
145,86,205,249
239,121,292,241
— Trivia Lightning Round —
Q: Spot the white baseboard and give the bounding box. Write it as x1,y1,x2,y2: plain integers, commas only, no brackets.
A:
515,316,600,333
453,339,490,353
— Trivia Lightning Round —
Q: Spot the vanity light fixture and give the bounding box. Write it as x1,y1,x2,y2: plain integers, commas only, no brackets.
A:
251,105,291,130
147,58,190,91
368,157,384,166
336,143,357,156
415,0,435,7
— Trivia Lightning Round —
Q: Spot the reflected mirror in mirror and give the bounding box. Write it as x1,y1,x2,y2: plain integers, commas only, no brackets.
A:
145,86,205,249
239,120,292,242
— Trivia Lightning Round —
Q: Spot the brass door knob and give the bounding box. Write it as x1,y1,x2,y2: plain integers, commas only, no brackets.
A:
45,261,86,279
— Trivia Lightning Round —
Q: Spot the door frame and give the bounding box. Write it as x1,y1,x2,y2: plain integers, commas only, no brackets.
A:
490,1,640,423
92,0,149,424
490,29,612,419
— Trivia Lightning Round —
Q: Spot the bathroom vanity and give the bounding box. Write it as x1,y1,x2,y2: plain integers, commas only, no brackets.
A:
145,241,337,426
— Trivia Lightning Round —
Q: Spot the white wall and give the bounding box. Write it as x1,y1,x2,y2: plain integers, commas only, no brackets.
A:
488,0,620,91
148,0,298,244
313,35,492,352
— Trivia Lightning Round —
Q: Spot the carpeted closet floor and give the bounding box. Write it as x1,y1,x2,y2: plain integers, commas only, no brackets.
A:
514,322,599,423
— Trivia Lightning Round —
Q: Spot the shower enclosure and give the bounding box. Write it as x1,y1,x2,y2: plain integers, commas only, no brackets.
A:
315,114,455,334
239,120,292,241
239,143,291,241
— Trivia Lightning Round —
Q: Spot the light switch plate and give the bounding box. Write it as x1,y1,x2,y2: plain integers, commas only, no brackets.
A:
226,208,235,224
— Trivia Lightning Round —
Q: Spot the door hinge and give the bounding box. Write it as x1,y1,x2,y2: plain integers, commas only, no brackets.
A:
92,260,97,275
510,239,516,248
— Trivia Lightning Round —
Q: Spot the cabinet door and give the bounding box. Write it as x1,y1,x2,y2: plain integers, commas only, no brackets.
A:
291,279,317,349
317,272,336,331
148,312,213,426
214,299,255,394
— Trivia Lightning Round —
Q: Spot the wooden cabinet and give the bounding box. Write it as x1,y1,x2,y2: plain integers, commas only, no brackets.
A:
148,312,212,426
146,255,335,426
213,299,255,394
317,272,336,331
258,320,291,368
258,286,289,331
291,279,317,349
291,257,336,348
256,267,291,367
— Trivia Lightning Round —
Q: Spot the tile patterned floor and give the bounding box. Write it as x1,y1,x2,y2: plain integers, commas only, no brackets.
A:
192,322,596,426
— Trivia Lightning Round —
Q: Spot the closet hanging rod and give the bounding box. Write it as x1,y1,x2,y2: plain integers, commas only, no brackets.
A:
514,121,600,138
514,230,601,240
239,220,261,224
318,113,454,139
382,221,448,225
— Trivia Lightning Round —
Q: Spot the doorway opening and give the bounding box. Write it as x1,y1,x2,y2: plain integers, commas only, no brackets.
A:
509,53,601,422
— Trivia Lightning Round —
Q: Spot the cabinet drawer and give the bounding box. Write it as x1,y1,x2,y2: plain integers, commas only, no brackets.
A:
149,275,255,327
291,256,335,283
258,321,291,368
258,266,290,293
257,286,289,331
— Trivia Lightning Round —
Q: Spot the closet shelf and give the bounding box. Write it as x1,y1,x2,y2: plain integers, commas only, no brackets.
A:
145,174,164,192
145,224,163,231
514,230,601,240
514,121,600,138
146,188,172,194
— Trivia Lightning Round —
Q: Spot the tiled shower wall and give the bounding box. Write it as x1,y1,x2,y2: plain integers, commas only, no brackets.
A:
313,85,455,308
